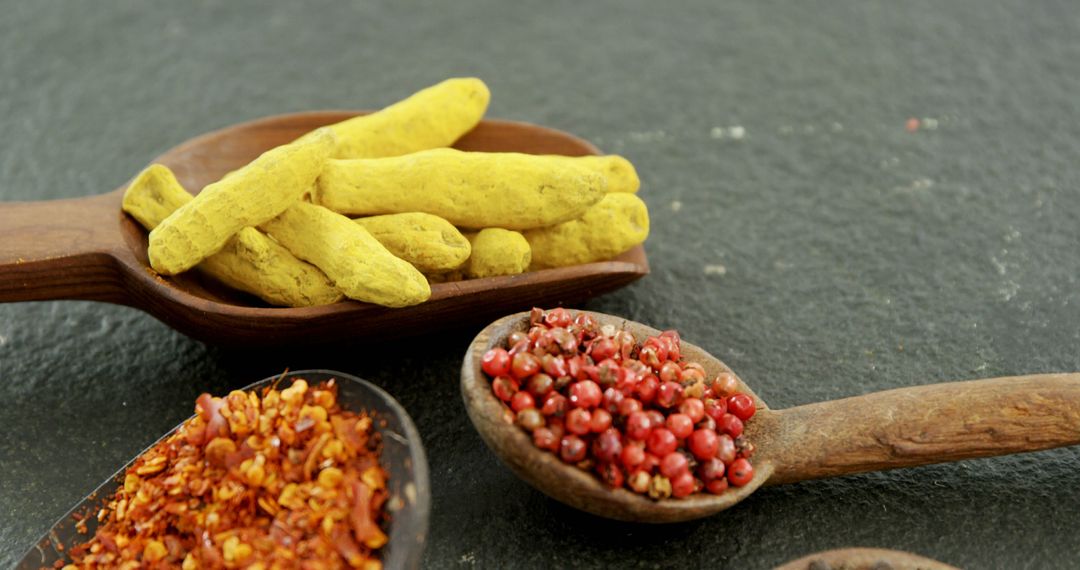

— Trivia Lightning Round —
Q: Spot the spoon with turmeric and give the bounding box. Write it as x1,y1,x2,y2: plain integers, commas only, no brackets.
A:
461,309,1080,523
0,79,648,345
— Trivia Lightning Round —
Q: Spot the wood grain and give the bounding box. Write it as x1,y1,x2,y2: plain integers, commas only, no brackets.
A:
0,113,649,345
0,190,130,303
754,373,1080,485
462,310,1080,523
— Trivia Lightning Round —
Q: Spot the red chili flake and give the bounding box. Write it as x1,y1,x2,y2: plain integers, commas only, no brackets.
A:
62,379,390,568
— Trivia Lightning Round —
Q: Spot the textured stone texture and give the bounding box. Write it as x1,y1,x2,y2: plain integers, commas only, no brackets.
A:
2,1,1080,568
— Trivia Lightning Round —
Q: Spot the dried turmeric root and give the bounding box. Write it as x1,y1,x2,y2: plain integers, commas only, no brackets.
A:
353,213,470,273
463,228,532,278
300,77,490,159
552,155,640,193
261,202,431,307
315,148,606,230
122,164,343,307
525,193,650,269
148,128,336,275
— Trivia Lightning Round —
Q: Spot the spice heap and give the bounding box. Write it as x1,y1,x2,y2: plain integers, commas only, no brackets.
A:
63,379,389,569
482,308,757,499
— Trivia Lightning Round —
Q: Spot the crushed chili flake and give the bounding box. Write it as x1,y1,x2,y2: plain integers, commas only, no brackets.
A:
60,379,389,570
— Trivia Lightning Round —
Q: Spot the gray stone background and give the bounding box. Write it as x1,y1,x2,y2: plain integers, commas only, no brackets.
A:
2,1,1079,567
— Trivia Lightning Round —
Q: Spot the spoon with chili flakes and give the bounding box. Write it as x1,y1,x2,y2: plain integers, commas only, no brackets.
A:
461,308,1080,523
16,370,429,570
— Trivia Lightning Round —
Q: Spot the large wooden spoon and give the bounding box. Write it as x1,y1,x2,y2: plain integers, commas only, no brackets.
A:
0,112,648,346
461,310,1080,523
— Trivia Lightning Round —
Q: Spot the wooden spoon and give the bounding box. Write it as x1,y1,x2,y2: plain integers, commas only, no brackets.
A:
461,310,1080,523
0,112,648,346
773,548,959,570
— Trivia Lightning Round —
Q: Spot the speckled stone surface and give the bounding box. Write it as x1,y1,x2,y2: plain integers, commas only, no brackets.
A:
2,1,1080,568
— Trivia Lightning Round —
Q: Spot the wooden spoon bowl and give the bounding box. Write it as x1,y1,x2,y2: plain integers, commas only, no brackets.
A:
462,310,1080,523
463,310,773,522
0,112,648,346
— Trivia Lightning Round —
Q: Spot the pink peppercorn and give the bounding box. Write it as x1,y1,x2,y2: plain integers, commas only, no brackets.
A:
592,428,623,463
625,411,652,440
688,429,719,460
565,408,592,435
560,435,587,463
671,471,696,498
481,348,512,377
665,413,694,440
589,409,613,433
728,394,757,421
647,428,678,457
569,380,603,409
679,398,705,423
655,381,684,408
659,452,689,478
510,391,535,413
718,413,744,438
620,443,646,470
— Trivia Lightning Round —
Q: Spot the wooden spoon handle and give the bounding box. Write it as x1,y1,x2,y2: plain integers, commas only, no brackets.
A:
762,373,1080,485
0,190,130,303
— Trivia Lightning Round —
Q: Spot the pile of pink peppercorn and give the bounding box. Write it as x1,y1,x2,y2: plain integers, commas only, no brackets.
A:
482,308,756,499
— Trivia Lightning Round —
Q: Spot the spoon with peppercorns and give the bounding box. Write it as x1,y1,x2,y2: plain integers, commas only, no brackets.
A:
461,308,1080,523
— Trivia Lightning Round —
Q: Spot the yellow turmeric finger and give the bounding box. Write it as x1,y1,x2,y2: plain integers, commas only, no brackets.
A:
122,165,191,230
148,128,336,275
315,148,606,230
260,202,431,307
300,77,490,159
353,213,470,273
525,193,650,269
202,230,345,307
122,164,342,307
549,155,640,193
463,228,531,278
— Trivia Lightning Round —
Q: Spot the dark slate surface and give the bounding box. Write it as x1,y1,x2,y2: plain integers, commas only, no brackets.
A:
2,1,1079,568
